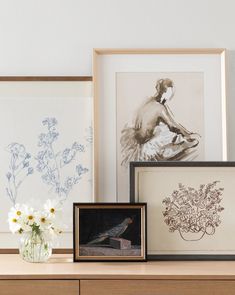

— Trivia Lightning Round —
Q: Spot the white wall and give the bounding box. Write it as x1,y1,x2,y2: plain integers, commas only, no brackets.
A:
0,0,234,159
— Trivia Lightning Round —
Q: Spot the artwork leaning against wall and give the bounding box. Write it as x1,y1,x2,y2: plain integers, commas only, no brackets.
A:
130,162,235,260
0,77,93,250
93,49,227,202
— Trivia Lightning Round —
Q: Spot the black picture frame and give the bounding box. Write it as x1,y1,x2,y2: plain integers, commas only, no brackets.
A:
73,203,147,262
130,161,235,261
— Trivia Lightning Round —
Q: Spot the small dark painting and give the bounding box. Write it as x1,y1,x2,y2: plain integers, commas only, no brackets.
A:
73,203,147,262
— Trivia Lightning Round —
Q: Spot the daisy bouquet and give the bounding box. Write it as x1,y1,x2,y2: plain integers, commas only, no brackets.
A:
8,199,64,262
8,199,63,236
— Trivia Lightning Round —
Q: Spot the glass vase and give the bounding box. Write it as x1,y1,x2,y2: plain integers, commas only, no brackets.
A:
19,230,52,263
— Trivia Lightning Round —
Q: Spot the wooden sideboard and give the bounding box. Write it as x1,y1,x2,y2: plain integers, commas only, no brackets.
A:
1,254,235,295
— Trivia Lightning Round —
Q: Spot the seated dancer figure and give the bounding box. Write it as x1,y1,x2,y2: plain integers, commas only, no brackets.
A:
120,78,199,166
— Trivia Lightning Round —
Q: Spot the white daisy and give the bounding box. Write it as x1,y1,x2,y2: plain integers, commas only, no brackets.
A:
8,204,24,220
35,211,52,230
9,222,21,234
8,213,21,233
44,199,62,218
23,206,36,226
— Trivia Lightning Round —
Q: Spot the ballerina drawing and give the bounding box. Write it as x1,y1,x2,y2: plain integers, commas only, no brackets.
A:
120,78,200,166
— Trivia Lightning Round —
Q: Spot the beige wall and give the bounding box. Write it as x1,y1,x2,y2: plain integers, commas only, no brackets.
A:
0,0,234,159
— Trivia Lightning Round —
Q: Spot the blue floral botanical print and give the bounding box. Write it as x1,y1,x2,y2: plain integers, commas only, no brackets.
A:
6,117,89,205
36,118,88,202
85,126,93,144
6,143,34,205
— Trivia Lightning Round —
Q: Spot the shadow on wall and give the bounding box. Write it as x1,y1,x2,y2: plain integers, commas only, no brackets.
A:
226,50,235,160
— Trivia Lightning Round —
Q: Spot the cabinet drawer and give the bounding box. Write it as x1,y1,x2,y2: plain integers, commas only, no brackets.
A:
80,280,235,295
0,280,79,295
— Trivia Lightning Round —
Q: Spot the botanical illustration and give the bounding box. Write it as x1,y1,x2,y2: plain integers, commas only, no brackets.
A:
36,118,88,203
79,208,142,256
85,126,93,145
6,143,34,205
120,78,200,166
162,181,224,241
6,117,89,206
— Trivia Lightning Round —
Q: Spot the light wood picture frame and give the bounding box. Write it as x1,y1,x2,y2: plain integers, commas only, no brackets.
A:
0,76,93,253
93,48,227,202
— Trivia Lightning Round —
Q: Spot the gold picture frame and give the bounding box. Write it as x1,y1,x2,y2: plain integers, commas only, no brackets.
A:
73,203,147,262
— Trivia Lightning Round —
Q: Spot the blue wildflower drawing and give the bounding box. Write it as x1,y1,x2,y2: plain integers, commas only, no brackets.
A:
35,117,88,201
85,126,93,145
5,117,89,205
5,143,34,205
84,126,93,185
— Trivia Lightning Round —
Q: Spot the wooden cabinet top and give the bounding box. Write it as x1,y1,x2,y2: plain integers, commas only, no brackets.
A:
1,254,235,280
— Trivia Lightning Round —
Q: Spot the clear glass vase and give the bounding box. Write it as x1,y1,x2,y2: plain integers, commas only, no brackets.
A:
19,231,52,263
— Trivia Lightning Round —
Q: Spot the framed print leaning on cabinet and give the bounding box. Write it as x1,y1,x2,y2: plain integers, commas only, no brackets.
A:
93,49,227,202
73,203,147,262
130,161,235,261
0,76,93,251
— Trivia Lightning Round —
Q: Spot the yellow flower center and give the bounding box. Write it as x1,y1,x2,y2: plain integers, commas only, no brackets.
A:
16,211,21,216
28,215,34,220
50,208,55,213
41,217,46,223
12,218,17,223
18,228,23,234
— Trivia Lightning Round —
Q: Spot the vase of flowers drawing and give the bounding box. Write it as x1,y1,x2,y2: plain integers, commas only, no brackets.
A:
8,199,63,263
162,181,224,242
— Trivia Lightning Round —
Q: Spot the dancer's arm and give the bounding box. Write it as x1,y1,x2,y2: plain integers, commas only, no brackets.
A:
161,106,192,138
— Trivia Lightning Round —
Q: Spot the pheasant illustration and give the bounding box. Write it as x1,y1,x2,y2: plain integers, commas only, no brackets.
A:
87,217,133,245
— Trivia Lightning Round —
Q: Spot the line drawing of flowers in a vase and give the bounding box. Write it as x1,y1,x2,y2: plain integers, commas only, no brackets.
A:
5,143,34,205
35,117,89,203
162,181,224,241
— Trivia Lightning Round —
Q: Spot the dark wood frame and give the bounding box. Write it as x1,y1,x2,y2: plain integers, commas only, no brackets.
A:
130,161,235,261
0,76,92,254
73,202,147,262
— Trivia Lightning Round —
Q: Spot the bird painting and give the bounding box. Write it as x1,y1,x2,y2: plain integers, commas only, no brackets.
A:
87,217,133,245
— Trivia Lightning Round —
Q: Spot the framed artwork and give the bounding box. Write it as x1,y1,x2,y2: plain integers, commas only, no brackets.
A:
93,48,227,202
0,76,93,252
73,203,147,262
130,161,235,261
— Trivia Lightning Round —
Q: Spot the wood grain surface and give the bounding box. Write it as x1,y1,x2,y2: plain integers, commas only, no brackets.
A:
1,254,235,280
81,280,235,295
0,280,79,295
